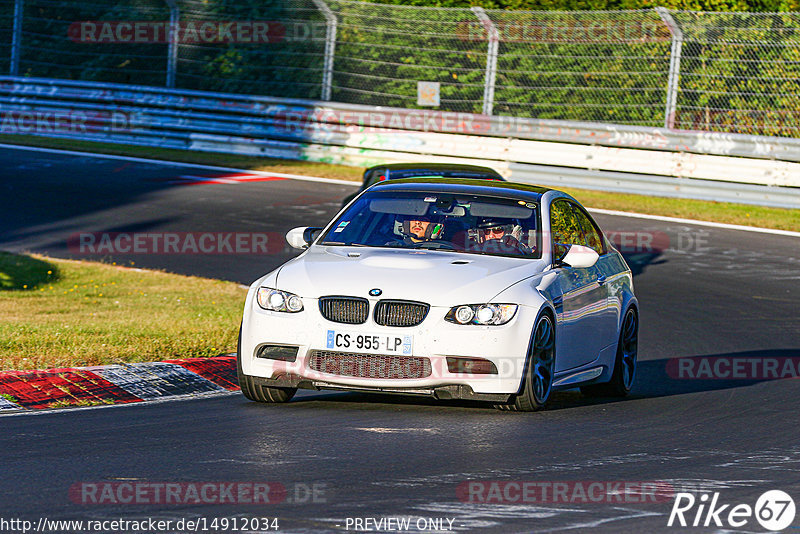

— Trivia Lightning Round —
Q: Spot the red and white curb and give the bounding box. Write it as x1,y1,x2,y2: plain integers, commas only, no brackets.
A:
168,173,288,186
0,355,239,411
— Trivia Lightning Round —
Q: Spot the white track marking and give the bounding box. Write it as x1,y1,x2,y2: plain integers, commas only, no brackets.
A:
353,427,441,434
0,143,357,186
1,143,797,237
588,207,800,238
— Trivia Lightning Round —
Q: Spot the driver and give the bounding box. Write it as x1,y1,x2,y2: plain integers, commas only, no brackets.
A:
402,216,444,243
479,223,511,243
477,220,516,243
475,220,531,254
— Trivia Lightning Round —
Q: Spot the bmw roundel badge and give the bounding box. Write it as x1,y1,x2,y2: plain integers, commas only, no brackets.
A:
369,288,382,297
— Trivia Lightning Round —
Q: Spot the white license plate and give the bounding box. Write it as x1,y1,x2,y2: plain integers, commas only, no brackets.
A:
325,330,413,355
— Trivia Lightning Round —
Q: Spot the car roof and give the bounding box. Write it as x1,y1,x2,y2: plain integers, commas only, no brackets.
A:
370,177,553,201
365,163,505,180
369,163,503,174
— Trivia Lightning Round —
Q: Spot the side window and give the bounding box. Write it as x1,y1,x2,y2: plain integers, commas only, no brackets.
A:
550,200,585,248
571,206,605,255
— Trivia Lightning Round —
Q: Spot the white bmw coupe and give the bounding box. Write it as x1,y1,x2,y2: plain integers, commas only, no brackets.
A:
238,178,638,411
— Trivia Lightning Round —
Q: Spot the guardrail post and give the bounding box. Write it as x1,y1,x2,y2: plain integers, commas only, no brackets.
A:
10,0,23,76
165,0,179,88
311,0,337,101
656,7,683,130
471,7,498,116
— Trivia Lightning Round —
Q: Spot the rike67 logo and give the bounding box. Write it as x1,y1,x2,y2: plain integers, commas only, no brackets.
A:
668,490,796,530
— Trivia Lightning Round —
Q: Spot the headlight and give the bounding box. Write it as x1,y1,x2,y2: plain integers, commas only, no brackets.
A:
256,288,304,313
445,304,518,325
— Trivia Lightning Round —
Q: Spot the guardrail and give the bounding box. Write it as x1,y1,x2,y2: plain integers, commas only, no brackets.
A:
1,76,799,208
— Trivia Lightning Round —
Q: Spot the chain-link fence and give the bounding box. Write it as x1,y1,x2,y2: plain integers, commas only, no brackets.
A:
672,11,800,137
4,0,800,137
0,1,15,75
17,0,170,86
326,0,487,113
175,0,327,98
484,9,673,126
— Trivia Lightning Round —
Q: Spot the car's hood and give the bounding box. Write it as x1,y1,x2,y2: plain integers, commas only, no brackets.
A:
274,246,548,306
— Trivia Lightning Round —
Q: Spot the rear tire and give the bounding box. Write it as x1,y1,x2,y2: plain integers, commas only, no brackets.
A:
495,313,555,412
581,307,638,398
237,327,296,403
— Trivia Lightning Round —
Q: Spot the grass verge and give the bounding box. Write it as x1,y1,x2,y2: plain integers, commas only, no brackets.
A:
0,252,245,371
561,187,800,232
0,135,797,232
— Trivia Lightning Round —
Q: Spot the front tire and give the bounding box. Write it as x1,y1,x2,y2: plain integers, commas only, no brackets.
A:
237,327,296,404
496,313,555,412
581,307,638,398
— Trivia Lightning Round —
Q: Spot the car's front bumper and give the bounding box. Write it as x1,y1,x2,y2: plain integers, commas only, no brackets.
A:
240,298,538,397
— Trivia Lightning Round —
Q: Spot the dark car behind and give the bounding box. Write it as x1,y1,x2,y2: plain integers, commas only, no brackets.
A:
341,163,505,207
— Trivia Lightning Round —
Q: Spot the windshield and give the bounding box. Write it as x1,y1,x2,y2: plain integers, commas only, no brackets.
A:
320,191,541,258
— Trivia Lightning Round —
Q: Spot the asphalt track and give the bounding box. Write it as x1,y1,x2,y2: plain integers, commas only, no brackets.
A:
1,145,799,533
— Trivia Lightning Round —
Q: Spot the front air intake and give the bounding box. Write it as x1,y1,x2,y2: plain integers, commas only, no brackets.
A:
308,351,432,379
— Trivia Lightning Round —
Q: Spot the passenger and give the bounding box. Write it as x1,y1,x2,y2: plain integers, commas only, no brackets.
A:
402,216,444,243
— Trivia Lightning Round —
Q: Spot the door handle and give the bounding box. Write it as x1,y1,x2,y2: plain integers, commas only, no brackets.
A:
597,275,607,286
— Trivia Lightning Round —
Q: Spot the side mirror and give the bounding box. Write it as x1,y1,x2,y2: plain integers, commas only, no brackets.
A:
558,244,599,269
286,227,322,249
